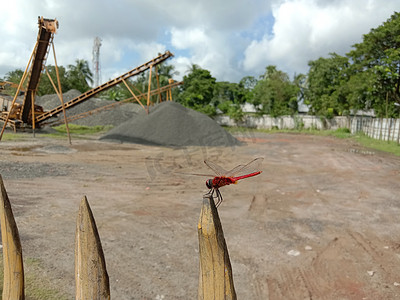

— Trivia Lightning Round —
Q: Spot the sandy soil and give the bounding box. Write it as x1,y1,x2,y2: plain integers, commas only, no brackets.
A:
1,132,400,299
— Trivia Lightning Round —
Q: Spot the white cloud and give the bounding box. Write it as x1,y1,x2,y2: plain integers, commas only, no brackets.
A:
243,0,399,78
170,56,192,80
0,0,398,85
170,27,242,81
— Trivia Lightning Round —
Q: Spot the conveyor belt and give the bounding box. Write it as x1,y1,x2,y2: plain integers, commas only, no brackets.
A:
21,17,58,123
44,81,182,126
35,51,174,124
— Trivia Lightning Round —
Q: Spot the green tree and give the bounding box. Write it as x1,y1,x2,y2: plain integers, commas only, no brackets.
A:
100,86,125,101
157,63,179,86
347,12,400,117
128,72,147,94
67,59,93,93
151,63,179,103
239,76,258,90
293,73,306,103
3,69,24,96
214,81,253,121
213,81,247,104
4,69,24,85
252,66,299,117
5,67,71,96
177,64,217,116
306,53,350,118
37,65,71,96
217,100,244,121
239,76,258,103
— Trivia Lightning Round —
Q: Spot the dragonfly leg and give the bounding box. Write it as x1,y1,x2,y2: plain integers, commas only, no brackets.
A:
204,188,213,198
203,188,223,208
215,189,223,207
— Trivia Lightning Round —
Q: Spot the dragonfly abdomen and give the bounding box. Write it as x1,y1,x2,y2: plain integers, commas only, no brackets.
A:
232,171,262,181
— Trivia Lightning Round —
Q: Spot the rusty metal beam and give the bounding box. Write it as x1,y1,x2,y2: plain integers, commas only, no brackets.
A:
45,81,182,126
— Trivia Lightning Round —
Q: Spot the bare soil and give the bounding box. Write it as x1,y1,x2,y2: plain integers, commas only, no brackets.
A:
1,132,400,299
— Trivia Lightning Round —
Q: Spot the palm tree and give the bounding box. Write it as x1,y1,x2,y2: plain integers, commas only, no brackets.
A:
157,63,179,86
67,59,93,92
186,63,201,74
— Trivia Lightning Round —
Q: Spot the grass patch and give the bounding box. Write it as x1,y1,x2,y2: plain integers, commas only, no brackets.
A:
226,126,351,138
313,129,400,156
325,128,352,138
352,133,400,156
1,125,112,140
53,124,112,135
0,254,70,300
1,132,27,141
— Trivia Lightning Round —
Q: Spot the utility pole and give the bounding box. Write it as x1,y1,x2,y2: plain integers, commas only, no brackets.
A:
92,37,102,87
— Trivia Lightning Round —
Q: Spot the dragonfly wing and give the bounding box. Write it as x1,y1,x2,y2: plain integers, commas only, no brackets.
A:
224,164,245,177
204,160,228,176
174,171,215,177
225,157,264,177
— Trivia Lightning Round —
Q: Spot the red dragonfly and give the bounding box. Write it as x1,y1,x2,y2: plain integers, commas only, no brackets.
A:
204,157,263,207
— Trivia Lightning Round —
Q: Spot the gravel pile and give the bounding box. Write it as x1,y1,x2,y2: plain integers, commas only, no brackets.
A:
36,90,239,147
37,89,82,110
36,90,142,127
100,101,240,147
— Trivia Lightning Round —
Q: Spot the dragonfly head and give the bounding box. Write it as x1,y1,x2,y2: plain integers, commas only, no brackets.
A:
206,179,213,190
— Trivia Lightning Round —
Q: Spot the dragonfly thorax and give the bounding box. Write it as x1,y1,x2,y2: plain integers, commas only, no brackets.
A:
206,176,236,190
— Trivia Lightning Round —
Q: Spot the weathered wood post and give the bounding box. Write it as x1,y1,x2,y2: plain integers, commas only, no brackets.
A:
0,175,25,300
198,195,237,300
75,196,110,300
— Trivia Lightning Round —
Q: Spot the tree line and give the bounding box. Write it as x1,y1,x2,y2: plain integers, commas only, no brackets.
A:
2,12,399,119
4,59,94,96
176,12,400,119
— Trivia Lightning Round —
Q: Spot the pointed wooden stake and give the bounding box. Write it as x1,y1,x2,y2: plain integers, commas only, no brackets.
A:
75,196,110,300
0,175,25,300
198,195,237,300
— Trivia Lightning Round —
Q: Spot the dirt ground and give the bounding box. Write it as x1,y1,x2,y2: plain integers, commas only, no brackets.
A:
1,131,400,299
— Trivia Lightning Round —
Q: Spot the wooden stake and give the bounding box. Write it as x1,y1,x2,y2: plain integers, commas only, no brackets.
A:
0,175,25,300
198,195,237,300
52,42,71,145
147,65,153,114
155,65,162,103
75,196,110,300
121,78,146,110
31,90,36,138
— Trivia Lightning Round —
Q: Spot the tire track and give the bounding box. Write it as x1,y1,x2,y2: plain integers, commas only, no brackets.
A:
266,231,400,299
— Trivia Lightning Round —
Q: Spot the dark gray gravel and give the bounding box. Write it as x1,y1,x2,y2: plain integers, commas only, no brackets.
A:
0,161,73,179
100,101,240,147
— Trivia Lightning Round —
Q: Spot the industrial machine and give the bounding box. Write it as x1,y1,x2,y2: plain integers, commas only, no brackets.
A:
0,17,179,140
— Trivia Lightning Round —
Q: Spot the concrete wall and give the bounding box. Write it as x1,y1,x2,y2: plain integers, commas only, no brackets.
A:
215,115,350,130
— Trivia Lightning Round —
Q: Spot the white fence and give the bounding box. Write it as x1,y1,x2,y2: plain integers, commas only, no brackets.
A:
350,116,400,142
215,114,400,143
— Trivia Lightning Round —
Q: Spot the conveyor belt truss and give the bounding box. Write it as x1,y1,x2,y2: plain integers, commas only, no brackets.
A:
35,51,174,124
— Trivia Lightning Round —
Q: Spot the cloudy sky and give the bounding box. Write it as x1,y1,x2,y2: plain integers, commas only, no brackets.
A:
0,0,398,85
